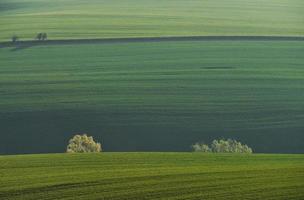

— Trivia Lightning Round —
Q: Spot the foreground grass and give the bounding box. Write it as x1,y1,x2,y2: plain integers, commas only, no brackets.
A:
1,41,304,154
0,153,303,199
0,0,303,41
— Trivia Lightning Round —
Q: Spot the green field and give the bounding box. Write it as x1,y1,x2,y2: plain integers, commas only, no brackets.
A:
0,153,303,199
0,0,303,41
0,41,304,154
1,0,304,198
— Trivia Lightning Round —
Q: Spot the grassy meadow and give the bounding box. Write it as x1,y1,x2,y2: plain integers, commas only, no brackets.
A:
0,0,304,41
0,41,304,154
1,0,304,198
0,153,303,199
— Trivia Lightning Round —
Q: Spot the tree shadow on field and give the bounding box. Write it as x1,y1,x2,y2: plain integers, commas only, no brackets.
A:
10,44,34,52
0,2,28,12
1,36,303,52
0,41,42,52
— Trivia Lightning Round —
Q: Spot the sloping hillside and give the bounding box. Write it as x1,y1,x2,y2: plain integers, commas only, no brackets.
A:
0,0,303,41
1,41,304,154
1,153,304,200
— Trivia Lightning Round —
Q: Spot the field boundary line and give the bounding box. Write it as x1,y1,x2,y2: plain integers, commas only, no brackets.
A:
1,36,304,48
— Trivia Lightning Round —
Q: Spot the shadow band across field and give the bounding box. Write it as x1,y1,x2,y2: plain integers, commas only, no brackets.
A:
1,36,304,50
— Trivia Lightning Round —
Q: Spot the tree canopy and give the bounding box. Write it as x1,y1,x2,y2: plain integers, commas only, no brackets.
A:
66,134,102,153
192,138,252,153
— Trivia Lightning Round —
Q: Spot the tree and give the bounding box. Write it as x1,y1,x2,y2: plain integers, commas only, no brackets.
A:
11,35,19,43
36,33,43,41
66,134,102,153
192,138,252,153
191,143,211,152
211,139,230,153
42,33,47,41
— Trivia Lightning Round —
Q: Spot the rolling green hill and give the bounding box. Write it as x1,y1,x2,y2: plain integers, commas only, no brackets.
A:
0,0,303,42
0,40,303,154
1,0,303,198
0,153,303,199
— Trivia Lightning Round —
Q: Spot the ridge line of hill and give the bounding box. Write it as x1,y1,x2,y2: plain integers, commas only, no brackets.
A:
1,36,304,48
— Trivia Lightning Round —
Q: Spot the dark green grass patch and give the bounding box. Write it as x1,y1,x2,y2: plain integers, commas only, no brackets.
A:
0,41,303,154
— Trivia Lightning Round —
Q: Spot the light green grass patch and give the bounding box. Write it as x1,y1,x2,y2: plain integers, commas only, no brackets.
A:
0,153,304,199
0,0,303,41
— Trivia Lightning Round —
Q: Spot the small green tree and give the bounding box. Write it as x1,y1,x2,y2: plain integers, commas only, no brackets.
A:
36,33,43,41
66,134,102,153
192,138,252,153
191,142,211,152
11,35,19,43
211,139,252,153
211,139,230,153
42,33,47,41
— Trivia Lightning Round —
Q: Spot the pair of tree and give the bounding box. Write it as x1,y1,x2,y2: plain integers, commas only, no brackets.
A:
36,33,47,41
66,135,252,154
11,33,48,43
192,138,253,153
66,134,102,153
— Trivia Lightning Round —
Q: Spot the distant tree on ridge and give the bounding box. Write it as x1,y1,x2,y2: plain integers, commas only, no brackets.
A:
11,35,19,43
42,33,47,41
36,33,43,41
192,138,252,153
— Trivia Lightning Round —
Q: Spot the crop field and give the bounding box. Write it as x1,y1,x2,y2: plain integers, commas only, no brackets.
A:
0,40,304,154
0,153,303,200
1,0,304,199
0,0,304,41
